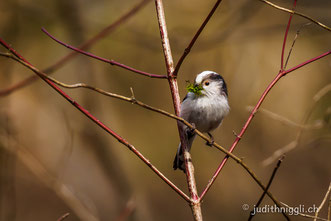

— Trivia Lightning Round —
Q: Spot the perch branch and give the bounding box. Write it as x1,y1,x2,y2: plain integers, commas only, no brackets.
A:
0,0,151,96
154,0,202,220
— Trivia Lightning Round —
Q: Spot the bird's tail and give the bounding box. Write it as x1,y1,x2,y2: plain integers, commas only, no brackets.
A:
173,133,196,172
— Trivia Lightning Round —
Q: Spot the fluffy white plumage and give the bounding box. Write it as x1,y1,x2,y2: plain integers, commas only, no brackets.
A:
173,71,230,171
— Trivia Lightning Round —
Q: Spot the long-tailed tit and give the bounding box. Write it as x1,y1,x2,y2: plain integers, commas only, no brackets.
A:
173,71,230,172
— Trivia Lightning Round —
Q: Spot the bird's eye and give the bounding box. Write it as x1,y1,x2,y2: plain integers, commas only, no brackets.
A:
204,81,210,86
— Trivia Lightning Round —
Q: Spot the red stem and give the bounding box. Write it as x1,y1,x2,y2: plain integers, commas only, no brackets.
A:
42,28,167,79
280,0,297,70
0,37,190,203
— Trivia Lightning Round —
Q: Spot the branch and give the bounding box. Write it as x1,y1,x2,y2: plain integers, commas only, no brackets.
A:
42,28,167,79
257,0,331,32
248,156,284,220
0,38,191,203
0,0,151,97
154,0,202,220
280,0,297,70
314,183,331,221
57,213,70,221
173,0,223,76
0,50,286,219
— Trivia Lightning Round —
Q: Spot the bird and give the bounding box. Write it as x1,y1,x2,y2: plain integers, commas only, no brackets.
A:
173,71,230,172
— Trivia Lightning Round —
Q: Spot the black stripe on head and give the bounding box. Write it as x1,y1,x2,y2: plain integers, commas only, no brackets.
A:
207,73,228,97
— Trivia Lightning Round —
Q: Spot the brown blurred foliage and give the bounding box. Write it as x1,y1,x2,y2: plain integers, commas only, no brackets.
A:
0,0,330,220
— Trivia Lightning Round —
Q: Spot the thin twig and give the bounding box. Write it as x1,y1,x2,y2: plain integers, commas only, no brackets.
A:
0,38,191,203
257,0,331,32
42,28,166,79
284,22,312,69
0,0,151,97
246,106,322,129
57,213,70,221
314,183,331,221
248,156,284,220
173,0,223,76
281,202,329,221
280,0,297,70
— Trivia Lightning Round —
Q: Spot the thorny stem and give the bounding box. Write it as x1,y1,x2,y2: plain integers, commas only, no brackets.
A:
42,28,167,79
154,0,202,220
0,37,191,203
0,0,151,96
174,0,223,76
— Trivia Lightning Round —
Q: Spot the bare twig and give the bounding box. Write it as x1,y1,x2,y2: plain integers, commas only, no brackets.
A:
248,156,284,220
154,0,202,219
281,202,329,221
57,213,70,221
173,0,223,76
280,0,297,70
314,183,331,221
42,28,166,79
0,0,151,97
246,106,322,129
284,22,312,69
257,0,331,32
0,38,191,203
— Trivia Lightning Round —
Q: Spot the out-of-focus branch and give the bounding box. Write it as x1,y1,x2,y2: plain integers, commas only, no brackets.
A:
173,0,223,76
57,213,70,221
42,28,167,79
314,183,331,221
0,0,151,97
0,135,98,221
154,0,202,220
0,38,191,203
281,202,329,221
257,0,331,32
0,50,287,216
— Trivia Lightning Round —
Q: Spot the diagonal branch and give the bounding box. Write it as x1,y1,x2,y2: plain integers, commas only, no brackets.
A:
257,0,331,32
248,156,284,220
0,38,190,203
173,0,223,76
42,28,167,79
0,0,151,97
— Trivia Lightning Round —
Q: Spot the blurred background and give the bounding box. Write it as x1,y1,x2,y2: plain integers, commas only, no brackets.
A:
0,0,330,220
